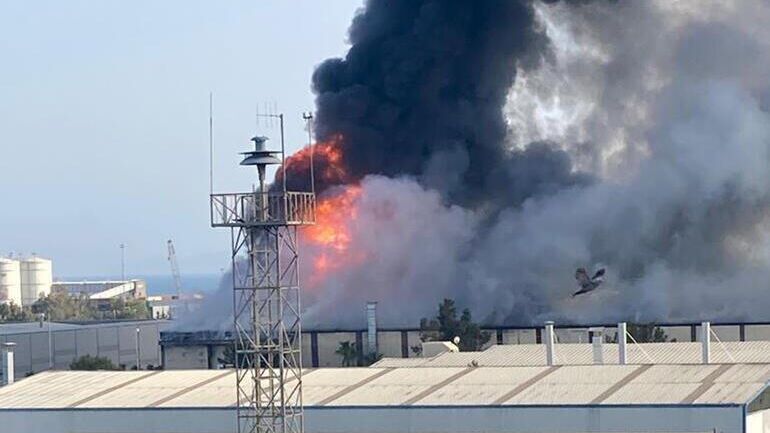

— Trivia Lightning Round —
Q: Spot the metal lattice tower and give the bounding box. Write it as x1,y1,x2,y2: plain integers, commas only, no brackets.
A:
210,115,315,433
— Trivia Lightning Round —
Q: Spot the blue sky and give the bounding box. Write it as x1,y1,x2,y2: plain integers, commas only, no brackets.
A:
0,1,362,277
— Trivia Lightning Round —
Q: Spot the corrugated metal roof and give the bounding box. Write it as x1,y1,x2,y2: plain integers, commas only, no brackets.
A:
0,363,767,409
372,341,770,367
0,370,154,408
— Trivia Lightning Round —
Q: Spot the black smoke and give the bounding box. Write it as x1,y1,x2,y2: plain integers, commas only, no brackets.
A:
179,0,770,331
306,0,587,206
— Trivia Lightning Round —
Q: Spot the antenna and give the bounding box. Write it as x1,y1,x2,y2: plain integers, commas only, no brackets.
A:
302,112,315,195
262,101,272,127
280,113,286,194
255,110,287,192
209,92,214,195
119,244,126,281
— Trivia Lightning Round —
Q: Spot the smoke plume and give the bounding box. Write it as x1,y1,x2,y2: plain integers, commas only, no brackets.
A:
184,0,770,330
286,0,587,207
303,0,770,327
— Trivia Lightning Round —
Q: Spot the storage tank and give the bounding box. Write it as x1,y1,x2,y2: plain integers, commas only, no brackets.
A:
20,257,52,306
0,258,22,306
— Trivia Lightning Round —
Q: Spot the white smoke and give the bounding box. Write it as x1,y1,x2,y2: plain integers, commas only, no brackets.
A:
182,0,770,329
301,0,770,327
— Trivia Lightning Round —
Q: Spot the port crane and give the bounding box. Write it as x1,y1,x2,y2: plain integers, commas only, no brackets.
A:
166,239,182,299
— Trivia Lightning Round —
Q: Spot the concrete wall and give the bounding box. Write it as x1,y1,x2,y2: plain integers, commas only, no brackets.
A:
378,331,403,358
163,345,209,370
0,322,164,379
0,405,745,433
501,329,537,344
316,332,357,367
746,325,770,341
659,326,693,342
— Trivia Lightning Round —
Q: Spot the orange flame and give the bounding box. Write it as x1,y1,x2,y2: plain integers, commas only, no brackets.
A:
281,134,349,185
302,185,363,287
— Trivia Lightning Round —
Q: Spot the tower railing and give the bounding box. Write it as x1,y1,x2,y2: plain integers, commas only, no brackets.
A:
211,191,316,227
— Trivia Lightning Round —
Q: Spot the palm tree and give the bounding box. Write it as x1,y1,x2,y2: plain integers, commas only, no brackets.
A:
335,341,358,367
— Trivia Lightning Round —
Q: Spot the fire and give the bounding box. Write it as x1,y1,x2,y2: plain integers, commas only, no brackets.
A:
302,185,363,287
280,134,349,186
281,133,365,287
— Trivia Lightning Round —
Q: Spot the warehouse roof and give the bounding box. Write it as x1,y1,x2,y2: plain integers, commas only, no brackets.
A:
373,341,770,367
1,363,769,409
0,320,169,336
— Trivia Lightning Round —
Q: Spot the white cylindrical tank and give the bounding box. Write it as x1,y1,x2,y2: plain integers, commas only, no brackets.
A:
20,257,52,306
0,259,22,306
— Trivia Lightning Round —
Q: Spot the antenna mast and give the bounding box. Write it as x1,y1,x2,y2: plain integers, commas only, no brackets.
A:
209,92,214,195
210,113,316,433
302,112,315,195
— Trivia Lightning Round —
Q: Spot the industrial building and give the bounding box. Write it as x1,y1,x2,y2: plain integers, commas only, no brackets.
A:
52,279,148,303
0,256,52,306
3,327,770,433
1,255,150,308
0,320,168,379
161,319,770,369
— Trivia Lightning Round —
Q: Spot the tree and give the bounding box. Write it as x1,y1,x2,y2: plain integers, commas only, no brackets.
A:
0,302,31,322
70,355,118,371
419,298,490,351
26,293,151,322
335,341,358,367
109,298,150,320
33,291,93,321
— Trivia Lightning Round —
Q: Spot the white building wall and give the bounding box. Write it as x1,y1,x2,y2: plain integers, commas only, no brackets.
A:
746,408,770,433
0,405,745,433
747,410,763,433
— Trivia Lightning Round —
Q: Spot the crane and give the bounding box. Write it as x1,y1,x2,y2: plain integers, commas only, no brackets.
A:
167,240,182,299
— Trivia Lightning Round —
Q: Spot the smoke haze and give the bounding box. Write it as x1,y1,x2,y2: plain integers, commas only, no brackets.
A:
180,0,770,330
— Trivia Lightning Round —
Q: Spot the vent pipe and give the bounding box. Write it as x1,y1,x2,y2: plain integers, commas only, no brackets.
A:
2,342,16,386
700,321,711,364
544,321,555,366
366,302,377,355
589,327,604,364
617,322,628,365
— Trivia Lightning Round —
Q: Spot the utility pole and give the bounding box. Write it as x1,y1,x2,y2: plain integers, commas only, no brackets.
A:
135,327,141,370
119,244,126,281
39,313,52,369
